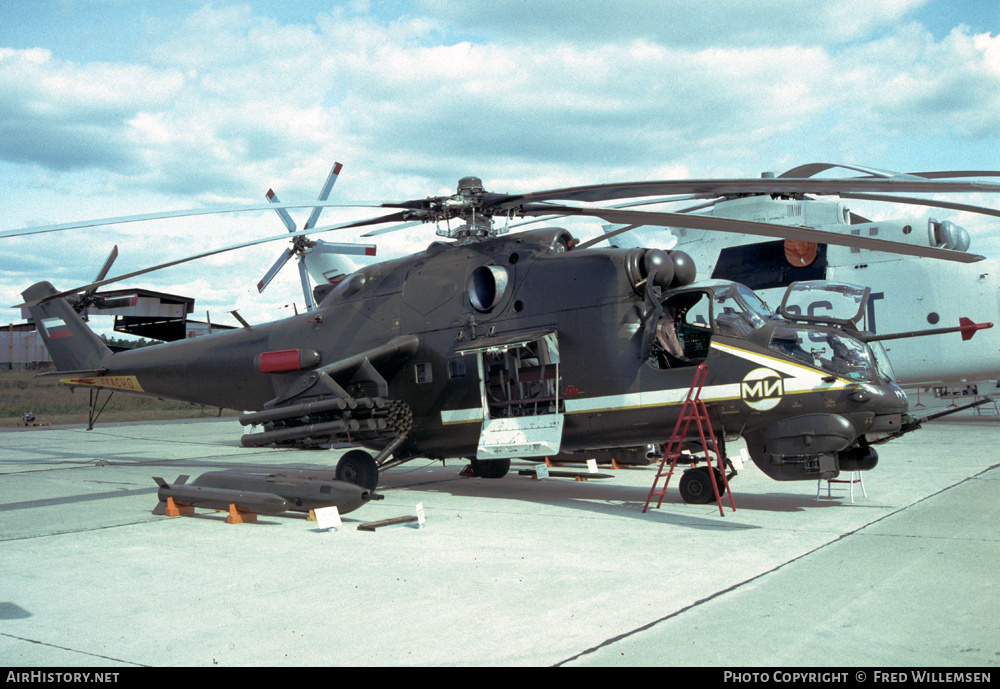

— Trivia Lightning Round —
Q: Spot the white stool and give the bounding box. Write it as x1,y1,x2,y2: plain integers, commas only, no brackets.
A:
816,471,866,503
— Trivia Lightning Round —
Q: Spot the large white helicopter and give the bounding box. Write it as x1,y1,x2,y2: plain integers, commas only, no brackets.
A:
598,163,1000,398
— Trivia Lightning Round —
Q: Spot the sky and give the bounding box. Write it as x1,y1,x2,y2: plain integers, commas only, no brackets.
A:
1,0,998,333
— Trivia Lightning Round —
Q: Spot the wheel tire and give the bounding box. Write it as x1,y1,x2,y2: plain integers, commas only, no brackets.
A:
336,449,379,491
469,457,510,479
679,467,717,504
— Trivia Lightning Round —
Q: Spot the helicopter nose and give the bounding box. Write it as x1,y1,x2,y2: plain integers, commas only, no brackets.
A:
859,382,908,434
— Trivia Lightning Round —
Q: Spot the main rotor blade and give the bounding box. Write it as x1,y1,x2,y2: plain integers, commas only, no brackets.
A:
904,171,1000,180
15,213,395,308
779,162,1000,181
304,162,343,231
835,193,1000,220
257,248,295,293
360,220,424,237
527,204,985,263
0,201,387,240
338,210,413,230
778,162,925,180
497,176,1000,209
578,224,643,250
506,193,721,232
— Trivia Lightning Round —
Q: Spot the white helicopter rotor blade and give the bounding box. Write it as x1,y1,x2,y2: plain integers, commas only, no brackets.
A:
303,162,343,231
265,189,298,233
309,241,377,257
502,176,1000,209
75,244,121,301
257,247,295,293
93,245,119,284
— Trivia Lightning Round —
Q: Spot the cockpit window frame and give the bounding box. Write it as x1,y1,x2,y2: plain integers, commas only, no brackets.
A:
778,280,870,328
768,326,879,381
712,283,771,335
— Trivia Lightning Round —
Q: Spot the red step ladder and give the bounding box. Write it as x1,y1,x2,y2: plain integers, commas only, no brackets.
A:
643,364,735,516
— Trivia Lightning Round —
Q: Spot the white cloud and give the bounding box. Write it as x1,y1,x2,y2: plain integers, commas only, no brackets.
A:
836,24,1000,140
2,1,999,330
0,47,184,171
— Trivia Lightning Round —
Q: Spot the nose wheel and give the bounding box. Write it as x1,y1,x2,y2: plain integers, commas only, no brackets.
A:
678,466,727,504
336,449,380,491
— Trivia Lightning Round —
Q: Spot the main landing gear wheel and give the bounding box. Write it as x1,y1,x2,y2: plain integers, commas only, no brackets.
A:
678,467,727,504
469,457,510,479
336,449,379,491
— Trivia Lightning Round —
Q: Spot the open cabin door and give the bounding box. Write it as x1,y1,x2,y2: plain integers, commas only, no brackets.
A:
457,331,564,460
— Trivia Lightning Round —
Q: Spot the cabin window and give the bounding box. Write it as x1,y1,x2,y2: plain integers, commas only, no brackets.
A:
768,327,876,380
415,362,433,384
869,342,897,383
448,358,467,379
713,284,769,337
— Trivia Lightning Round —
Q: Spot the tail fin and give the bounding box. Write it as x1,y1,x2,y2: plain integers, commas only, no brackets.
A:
21,281,112,372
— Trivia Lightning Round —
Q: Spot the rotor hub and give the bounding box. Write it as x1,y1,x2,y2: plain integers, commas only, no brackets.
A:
433,176,506,243
457,176,485,199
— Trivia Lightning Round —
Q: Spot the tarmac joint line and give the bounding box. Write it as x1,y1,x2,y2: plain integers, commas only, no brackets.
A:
0,631,149,667
553,461,1000,667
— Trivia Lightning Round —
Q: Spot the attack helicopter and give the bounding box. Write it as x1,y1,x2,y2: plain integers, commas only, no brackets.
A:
13,170,998,502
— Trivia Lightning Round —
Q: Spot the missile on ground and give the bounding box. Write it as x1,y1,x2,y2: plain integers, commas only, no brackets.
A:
190,470,382,515
152,476,291,516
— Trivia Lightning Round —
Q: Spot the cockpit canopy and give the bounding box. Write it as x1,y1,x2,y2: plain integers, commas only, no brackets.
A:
663,280,773,336
768,327,871,380
648,279,895,384
712,282,772,336
778,280,870,328
647,280,773,369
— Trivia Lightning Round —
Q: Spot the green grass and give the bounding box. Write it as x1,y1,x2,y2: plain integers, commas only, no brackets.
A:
0,369,239,427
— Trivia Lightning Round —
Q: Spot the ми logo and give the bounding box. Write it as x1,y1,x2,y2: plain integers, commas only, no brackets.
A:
741,367,784,411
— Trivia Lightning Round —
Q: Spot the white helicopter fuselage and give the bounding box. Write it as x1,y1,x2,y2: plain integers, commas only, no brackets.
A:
301,242,364,288
608,194,1000,390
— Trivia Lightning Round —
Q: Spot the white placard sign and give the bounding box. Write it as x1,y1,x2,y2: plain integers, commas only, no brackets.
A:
734,448,749,471
535,462,550,480
587,459,599,474
415,502,426,528
313,505,342,531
